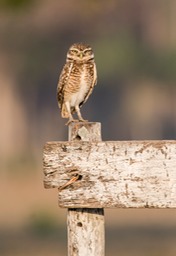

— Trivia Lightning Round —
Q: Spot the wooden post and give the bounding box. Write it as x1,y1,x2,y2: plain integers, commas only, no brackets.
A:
43,125,176,255
67,122,105,256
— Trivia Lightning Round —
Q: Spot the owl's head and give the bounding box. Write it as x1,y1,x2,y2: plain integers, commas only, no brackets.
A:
67,43,94,62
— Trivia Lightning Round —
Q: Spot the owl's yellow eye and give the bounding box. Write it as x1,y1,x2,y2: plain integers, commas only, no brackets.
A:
84,50,92,55
70,49,79,55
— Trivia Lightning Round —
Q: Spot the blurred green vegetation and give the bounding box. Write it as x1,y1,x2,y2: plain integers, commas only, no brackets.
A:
27,210,59,236
0,0,34,10
95,35,176,82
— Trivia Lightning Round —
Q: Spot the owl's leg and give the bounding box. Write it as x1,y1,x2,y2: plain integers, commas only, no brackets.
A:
75,105,88,122
65,102,78,125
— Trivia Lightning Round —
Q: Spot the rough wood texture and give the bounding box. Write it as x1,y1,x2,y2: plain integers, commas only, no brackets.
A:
68,122,102,142
67,122,105,256
68,208,104,256
43,139,176,208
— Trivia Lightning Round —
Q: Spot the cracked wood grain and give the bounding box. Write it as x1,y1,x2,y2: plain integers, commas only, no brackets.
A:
43,139,176,208
67,122,104,256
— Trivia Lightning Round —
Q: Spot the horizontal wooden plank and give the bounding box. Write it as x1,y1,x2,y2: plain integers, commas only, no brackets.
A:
43,140,176,208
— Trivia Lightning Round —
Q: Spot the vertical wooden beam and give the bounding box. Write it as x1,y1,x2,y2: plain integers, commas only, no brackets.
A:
67,122,105,256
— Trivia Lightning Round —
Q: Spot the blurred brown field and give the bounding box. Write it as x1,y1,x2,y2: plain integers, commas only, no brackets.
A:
1,0,176,255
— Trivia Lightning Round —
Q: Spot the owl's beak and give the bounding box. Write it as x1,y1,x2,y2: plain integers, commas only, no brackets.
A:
79,53,83,59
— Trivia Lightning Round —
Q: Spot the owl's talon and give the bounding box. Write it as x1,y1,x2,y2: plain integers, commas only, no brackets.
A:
66,119,79,125
79,119,88,122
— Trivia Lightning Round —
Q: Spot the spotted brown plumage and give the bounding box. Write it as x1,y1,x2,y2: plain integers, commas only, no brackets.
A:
57,43,97,125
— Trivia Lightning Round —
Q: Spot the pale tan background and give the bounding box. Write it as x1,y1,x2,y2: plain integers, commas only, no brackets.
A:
1,0,176,255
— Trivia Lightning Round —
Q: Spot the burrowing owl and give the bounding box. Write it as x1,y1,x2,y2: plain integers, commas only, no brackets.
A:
57,43,97,125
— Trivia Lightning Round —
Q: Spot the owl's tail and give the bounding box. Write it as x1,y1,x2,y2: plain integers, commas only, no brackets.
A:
61,103,69,118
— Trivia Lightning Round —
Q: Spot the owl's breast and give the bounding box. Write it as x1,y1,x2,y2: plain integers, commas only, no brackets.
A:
70,65,92,107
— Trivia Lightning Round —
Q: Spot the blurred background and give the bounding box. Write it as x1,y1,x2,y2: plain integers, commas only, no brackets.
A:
1,0,176,255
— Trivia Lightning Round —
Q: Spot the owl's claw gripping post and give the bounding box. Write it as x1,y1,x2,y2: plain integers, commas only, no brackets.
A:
79,118,88,122
66,118,88,125
66,118,79,126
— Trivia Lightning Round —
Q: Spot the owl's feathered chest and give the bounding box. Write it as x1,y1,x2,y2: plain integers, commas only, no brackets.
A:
67,63,93,107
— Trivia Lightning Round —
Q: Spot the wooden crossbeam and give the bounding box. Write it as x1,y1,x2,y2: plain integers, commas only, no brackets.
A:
43,140,176,208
